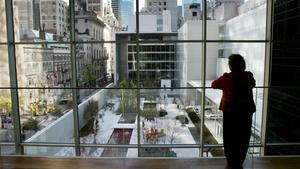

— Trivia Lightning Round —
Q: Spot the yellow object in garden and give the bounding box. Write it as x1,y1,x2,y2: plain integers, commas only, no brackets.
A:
45,105,55,113
29,103,40,116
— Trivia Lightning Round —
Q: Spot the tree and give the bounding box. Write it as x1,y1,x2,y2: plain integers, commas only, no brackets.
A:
0,90,11,114
83,100,99,121
117,80,139,114
80,100,99,137
83,63,96,87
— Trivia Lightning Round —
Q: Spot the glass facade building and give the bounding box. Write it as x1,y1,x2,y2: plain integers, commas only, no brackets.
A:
0,0,299,157
120,0,134,29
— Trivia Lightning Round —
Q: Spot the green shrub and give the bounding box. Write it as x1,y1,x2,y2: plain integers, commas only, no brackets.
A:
175,115,189,124
186,107,195,114
84,100,99,121
79,118,95,137
141,148,177,157
116,107,140,115
185,108,224,156
105,102,114,108
22,119,39,131
186,109,200,124
141,110,158,121
159,109,167,117
50,109,63,117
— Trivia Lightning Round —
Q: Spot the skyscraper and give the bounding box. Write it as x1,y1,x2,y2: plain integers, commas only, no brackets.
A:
120,0,133,29
267,0,300,155
182,0,201,19
144,0,177,32
86,0,105,17
111,0,121,21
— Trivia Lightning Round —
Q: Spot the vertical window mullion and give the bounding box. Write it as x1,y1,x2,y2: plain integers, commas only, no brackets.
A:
200,0,207,158
136,0,141,157
69,0,81,156
261,0,274,156
5,0,23,154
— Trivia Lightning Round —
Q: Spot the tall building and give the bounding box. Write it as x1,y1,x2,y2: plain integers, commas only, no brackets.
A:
116,32,178,87
14,0,41,30
120,0,133,30
182,0,201,19
184,3,202,21
111,0,121,21
15,0,69,39
86,0,105,17
144,0,177,32
75,9,108,87
207,0,244,20
40,0,69,38
128,11,172,32
267,0,300,155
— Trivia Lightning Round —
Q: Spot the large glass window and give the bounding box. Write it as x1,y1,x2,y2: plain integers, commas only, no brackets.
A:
1,0,298,157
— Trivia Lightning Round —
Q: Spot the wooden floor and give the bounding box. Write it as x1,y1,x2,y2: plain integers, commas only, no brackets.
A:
0,156,299,169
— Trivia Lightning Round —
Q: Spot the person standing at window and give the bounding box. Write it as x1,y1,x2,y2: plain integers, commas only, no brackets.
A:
211,54,256,169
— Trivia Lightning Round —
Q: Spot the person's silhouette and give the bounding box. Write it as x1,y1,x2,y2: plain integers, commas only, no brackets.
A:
211,54,256,169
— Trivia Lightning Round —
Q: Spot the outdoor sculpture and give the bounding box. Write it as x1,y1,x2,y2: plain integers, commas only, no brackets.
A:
146,127,166,143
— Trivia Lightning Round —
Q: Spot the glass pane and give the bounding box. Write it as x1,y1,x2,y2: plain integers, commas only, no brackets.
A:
0,90,14,142
206,0,267,40
0,45,10,88
273,0,300,41
0,145,16,155
206,43,266,86
15,44,72,88
75,43,111,88
79,88,138,146
13,0,70,42
140,89,200,145
178,42,203,87
202,42,266,156
0,1,7,42
139,0,178,33
140,147,199,158
116,42,185,87
266,87,300,155
266,145,300,156
19,89,74,143
0,45,13,142
24,146,75,156
75,0,126,41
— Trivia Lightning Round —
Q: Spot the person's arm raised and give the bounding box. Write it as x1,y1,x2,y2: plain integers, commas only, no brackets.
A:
211,73,227,89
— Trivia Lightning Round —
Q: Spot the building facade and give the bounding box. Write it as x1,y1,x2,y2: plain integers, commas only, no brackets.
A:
111,0,121,21
86,0,105,17
144,0,178,32
115,32,179,87
120,0,133,30
75,9,108,87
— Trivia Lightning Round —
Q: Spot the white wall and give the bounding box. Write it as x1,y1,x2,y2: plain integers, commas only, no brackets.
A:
162,10,171,32
219,4,266,86
128,15,157,32
24,84,113,155
178,20,219,83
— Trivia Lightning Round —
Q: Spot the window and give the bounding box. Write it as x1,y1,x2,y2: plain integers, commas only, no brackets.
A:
3,0,296,158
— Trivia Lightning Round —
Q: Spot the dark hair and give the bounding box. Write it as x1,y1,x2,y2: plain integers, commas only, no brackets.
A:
228,54,246,71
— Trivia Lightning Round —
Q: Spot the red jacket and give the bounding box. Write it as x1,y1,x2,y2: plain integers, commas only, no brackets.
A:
211,71,256,113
